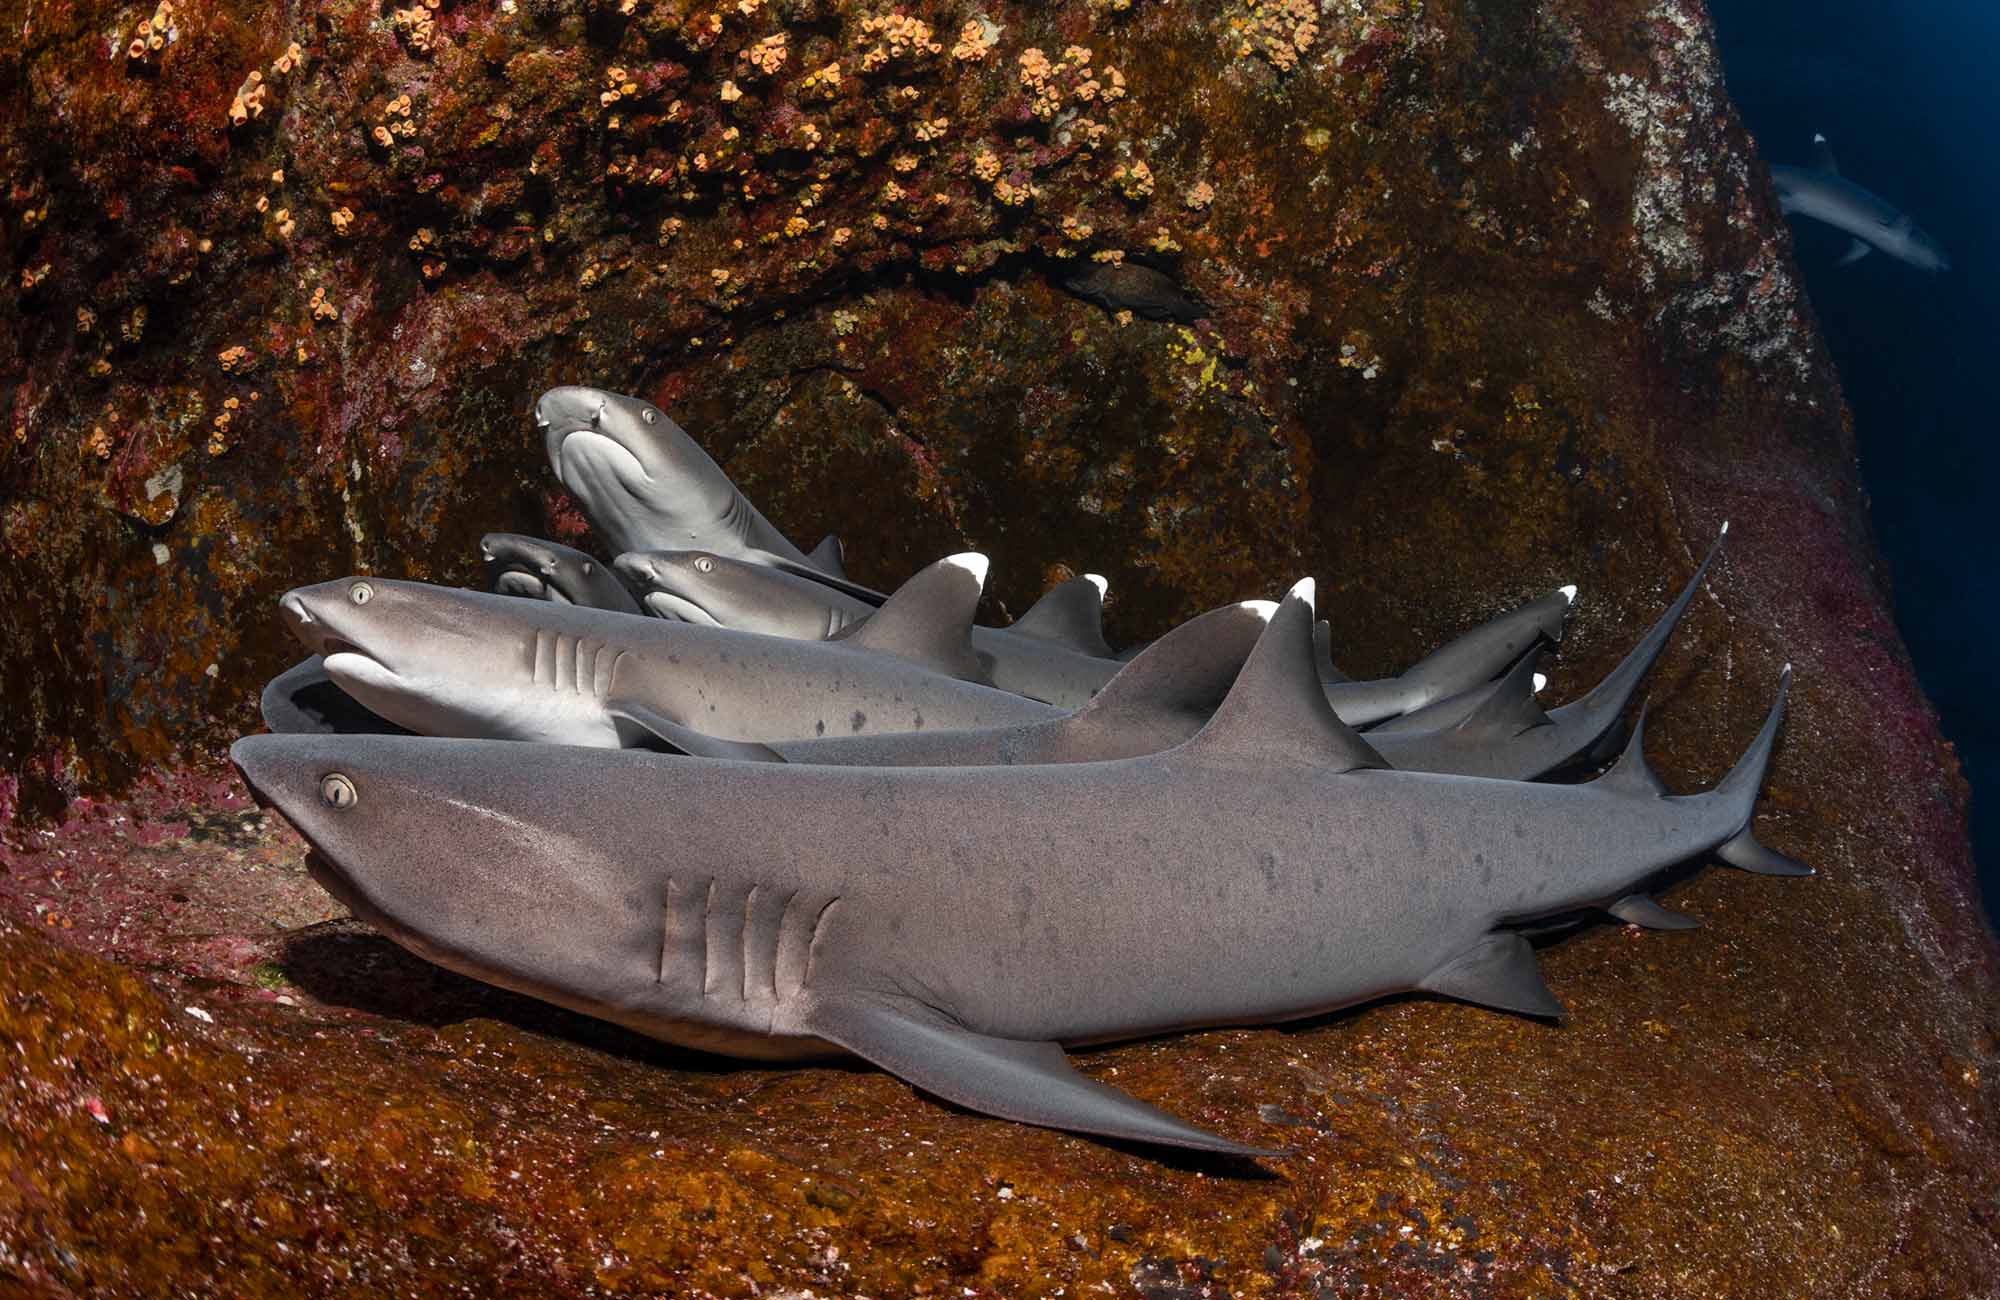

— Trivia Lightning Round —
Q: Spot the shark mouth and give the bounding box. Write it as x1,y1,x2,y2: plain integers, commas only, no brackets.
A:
641,590,720,626
554,429,654,494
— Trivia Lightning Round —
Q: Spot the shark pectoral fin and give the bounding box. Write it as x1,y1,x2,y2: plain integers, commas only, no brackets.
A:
260,656,411,736
804,995,1280,1157
755,551,890,606
843,553,990,681
1715,826,1813,877
807,534,848,579
1418,933,1565,1018
607,701,787,763
1838,238,1872,267
1607,894,1700,931
1009,574,1116,658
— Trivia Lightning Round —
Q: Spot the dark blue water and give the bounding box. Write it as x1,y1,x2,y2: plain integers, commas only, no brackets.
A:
1709,1,1998,924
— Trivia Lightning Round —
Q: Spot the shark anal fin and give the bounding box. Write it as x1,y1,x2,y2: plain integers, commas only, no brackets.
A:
1607,894,1700,931
1716,826,1813,877
1010,574,1116,658
1838,238,1872,267
1418,932,1565,1018
804,995,1279,1157
608,701,787,763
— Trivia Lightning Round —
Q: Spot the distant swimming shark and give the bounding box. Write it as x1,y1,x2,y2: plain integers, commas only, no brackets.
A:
232,581,1805,1156
1770,135,1950,272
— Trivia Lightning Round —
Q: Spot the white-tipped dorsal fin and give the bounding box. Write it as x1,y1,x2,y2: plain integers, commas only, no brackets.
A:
1182,580,1387,772
1008,572,1116,657
842,552,989,680
1063,600,1274,732
1810,132,1839,175
1452,648,1553,739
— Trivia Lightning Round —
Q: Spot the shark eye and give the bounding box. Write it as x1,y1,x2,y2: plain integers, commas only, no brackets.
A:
349,581,374,606
320,773,358,809
694,556,714,574
641,408,660,425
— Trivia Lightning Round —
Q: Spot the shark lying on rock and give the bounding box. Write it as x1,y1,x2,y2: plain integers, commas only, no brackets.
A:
231,580,1805,1156
276,554,1061,752
538,386,883,602
482,533,643,616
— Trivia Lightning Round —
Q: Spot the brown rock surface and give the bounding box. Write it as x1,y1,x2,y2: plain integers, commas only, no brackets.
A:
2,0,1996,1293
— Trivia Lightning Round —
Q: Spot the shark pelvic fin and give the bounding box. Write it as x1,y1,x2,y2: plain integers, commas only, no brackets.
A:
840,553,990,681
1811,132,1840,175
1453,648,1553,739
1183,581,1388,772
1066,600,1273,730
1009,573,1116,657
1418,932,1565,1018
1607,894,1700,930
807,534,848,579
608,701,787,763
1838,239,1873,267
804,995,1280,1157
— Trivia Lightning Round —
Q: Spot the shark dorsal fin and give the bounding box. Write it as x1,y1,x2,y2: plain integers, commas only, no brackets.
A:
1314,619,1349,684
841,553,989,680
1182,580,1388,771
1595,702,1668,797
1454,648,1554,739
1008,573,1115,656
807,534,847,578
1810,132,1840,175
1061,600,1273,736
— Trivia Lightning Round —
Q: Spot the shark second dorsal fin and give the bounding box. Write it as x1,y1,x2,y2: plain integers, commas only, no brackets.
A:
1313,619,1349,684
841,553,990,681
1062,600,1274,733
1182,580,1388,772
807,534,848,578
1009,574,1115,657
1454,648,1553,739
1811,132,1840,175
1595,702,1669,797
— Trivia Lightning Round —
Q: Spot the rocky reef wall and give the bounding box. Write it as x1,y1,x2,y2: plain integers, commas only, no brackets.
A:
2,0,1996,1293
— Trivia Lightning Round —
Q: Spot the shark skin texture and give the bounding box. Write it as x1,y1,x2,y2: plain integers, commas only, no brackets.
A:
538,386,884,602
275,557,1061,750
480,533,644,616
231,582,1805,1157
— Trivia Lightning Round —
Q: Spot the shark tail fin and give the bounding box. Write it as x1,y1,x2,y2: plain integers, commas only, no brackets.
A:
1181,580,1388,772
841,553,990,681
1563,523,1726,724
1009,573,1115,657
1709,666,1813,876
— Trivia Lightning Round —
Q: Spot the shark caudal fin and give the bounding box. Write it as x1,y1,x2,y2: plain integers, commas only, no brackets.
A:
1394,585,1575,706
1009,573,1116,658
838,553,990,681
1710,667,1812,876
1180,580,1388,771
1554,523,1726,734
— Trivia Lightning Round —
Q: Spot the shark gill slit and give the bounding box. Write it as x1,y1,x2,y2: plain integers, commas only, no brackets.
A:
701,877,721,997
740,883,759,1003
803,897,842,989
531,628,554,686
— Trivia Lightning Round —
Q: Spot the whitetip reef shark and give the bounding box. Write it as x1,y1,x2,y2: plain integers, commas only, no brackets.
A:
1770,135,1950,272
276,554,1061,753
481,533,642,616
232,580,1806,1156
